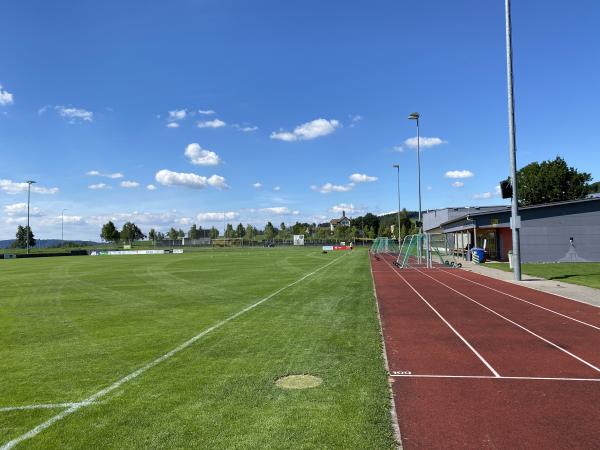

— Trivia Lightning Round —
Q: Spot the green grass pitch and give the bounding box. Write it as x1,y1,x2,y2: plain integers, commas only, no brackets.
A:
0,247,395,449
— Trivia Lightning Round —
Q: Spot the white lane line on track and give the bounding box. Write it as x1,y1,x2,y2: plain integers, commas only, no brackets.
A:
0,254,346,450
441,269,600,331
414,268,600,375
390,374,600,382
0,403,90,412
381,257,500,378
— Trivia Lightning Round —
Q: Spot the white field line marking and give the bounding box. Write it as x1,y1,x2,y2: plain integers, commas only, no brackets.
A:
0,254,345,450
381,258,500,378
369,256,403,449
390,374,600,382
0,403,89,412
441,269,600,331
414,268,600,375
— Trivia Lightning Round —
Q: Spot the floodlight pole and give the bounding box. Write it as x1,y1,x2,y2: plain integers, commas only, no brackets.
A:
408,112,422,263
26,180,36,254
393,164,401,244
61,209,68,247
505,0,522,281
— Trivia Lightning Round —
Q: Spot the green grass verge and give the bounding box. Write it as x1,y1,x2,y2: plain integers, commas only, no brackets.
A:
489,262,600,290
0,247,394,449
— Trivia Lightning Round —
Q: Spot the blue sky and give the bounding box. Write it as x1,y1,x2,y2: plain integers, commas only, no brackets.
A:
1,0,599,240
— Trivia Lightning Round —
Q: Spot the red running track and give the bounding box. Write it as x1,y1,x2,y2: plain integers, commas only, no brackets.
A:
371,253,600,449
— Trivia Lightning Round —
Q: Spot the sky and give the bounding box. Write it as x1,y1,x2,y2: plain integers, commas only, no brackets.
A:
1,0,599,240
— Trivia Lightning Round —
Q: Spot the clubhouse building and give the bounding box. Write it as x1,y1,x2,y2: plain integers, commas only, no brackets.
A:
423,197,600,263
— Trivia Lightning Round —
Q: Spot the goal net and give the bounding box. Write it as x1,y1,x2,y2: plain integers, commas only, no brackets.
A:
396,233,462,269
370,237,399,254
212,238,243,248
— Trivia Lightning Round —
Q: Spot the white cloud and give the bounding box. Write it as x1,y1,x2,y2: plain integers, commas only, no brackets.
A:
233,124,258,132
474,186,501,199
197,211,239,221
198,109,216,115
349,115,362,128
445,170,474,179
349,173,377,183
0,84,14,106
86,170,124,179
330,203,362,214
451,181,465,188
273,186,281,191
54,106,94,123
155,169,228,190
4,203,40,216
168,109,187,121
166,122,180,128
404,136,447,149
146,184,157,191
270,118,340,142
184,143,222,166
0,179,59,195
120,181,140,188
260,207,291,215
427,185,433,191
253,182,262,188
197,118,226,129
88,183,110,190
311,182,354,194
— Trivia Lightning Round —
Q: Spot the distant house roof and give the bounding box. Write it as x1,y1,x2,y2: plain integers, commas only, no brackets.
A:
330,210,350,226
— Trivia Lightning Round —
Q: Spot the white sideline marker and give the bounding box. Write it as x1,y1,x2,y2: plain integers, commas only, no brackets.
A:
0,403,90,412
390,374,600,382
1,253,346,450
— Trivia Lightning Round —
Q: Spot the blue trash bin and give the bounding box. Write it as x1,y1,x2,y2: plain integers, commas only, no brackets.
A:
471,248,486,264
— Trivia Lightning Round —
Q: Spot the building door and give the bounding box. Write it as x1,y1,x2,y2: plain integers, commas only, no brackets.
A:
477,229,498,260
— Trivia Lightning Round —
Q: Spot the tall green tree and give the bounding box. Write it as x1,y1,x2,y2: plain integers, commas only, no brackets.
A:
209,227,219,239
121,222,145,244
14,225,36,248
235,223,245,238
100,221,120,243
188,224,202,239
167,227,179,240
264,222,276,241
505,156,592,206
148,228,157,242
224,223,235,238
246,224,255,242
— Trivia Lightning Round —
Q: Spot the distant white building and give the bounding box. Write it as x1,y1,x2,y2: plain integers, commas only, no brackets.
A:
330,211,351,231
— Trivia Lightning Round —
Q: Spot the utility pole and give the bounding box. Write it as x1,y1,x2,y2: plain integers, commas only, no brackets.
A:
393,164,401,244
504,0,522,281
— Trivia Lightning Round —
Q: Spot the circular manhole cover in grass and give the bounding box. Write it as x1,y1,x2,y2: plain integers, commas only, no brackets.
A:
275,374,322,390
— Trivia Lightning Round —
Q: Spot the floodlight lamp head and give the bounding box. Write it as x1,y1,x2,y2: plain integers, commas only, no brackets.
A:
393,164,400,169
26,180,37,184
408,112,420,120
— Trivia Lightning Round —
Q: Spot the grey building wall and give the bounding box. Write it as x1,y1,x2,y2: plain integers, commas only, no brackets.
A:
440,199,600,263
519,200,600,263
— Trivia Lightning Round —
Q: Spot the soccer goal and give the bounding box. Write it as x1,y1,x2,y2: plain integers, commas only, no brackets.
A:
396,233,462,269
212,238,244,248
370,237,399,254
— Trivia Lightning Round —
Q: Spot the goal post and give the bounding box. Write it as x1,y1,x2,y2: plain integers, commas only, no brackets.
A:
211,238,243,248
